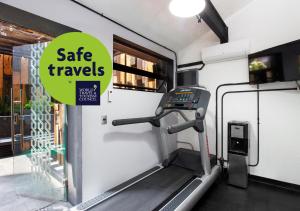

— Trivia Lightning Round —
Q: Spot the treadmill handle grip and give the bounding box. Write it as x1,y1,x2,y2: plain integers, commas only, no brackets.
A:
112,117,154,126
167,120,196,134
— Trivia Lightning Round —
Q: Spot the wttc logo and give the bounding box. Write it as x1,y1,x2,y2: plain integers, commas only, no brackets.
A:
76,81,100,105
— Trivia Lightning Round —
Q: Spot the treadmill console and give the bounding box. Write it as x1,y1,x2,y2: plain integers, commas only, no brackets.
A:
158,87,210,111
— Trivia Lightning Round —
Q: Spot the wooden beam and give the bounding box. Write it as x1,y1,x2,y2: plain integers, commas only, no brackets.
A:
200,0,228,43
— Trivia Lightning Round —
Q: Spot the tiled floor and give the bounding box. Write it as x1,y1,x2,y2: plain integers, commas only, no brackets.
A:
192,176,300,211
0,156,67,211
40,201,72,211
0,173,69,211
0,157,13,177
0,174,48,211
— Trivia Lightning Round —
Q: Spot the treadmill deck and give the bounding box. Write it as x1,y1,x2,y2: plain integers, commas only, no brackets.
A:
89,165,195,211
75,150,218,211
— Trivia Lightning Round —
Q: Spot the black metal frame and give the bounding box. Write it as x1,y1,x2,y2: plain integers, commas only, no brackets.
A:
176,61,205,86
178,61,205,69
113,62,169,93
113,36,173,93
199,0,229,43
114,35,173,63
218,85,298,169
177,61,205,72
215,82,250,165
113,63,167,80
176,61,205,87
113,83,157,92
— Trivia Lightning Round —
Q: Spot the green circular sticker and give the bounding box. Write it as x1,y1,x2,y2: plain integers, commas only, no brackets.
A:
40,32,112,105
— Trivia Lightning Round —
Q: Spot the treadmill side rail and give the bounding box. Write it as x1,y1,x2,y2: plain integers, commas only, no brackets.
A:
159,166,221,211
173,166,221,211
159,178,202,211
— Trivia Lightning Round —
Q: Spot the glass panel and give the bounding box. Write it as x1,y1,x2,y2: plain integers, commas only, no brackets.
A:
126,54,136,68
0,53,13,176
113,37,174,92
113,70,159,92
113,52,125,65
11,44,67,207
0,20,67,210
113,52,156,72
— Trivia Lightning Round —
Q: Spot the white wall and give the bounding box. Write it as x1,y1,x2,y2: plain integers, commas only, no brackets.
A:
178,0,300,185
178,31,219,64
82,90,164,200
3,0,300,201
0,0,176,201
228,0,300,53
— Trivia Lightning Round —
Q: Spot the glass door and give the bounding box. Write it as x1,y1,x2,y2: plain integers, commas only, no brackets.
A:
0,53,14,177
11,43,67,207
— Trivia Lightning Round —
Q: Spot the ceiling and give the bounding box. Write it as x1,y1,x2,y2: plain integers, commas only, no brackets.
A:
77,0,254,51
0,20,52,54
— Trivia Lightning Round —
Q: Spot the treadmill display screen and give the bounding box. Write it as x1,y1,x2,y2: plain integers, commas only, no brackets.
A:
174,92,195,103
159,87,210,111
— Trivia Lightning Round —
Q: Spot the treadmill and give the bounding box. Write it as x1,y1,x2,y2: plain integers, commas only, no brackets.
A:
72,86,221,211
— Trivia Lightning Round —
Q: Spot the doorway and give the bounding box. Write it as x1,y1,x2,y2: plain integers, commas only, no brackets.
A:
0,20,67,210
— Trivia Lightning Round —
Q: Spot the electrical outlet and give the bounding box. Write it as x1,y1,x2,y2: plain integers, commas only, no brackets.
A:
108,89,113,103
101,115,107,125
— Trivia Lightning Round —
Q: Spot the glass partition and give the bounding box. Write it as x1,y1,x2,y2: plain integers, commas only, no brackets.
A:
11,44,67,204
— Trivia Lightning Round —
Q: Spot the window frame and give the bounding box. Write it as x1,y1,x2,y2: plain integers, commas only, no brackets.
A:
113,35,174,93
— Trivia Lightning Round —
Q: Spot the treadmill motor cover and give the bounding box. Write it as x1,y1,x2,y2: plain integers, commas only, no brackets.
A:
165,148,204,176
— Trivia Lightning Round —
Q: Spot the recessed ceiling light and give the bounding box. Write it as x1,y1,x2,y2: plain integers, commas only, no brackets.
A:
0,31,7,36
169,0,206,18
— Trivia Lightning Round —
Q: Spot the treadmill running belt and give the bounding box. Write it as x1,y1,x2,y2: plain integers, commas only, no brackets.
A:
89,165,195,211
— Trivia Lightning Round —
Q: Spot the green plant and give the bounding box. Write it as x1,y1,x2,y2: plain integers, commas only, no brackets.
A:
24,100,32,110
0,97,10,116
249,59,268,72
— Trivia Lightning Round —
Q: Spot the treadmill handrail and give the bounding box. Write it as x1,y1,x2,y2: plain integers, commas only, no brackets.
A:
112,109,191,128
112,116,157,126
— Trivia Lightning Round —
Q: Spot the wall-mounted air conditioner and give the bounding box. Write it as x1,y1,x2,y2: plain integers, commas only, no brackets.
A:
201,39,250,64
